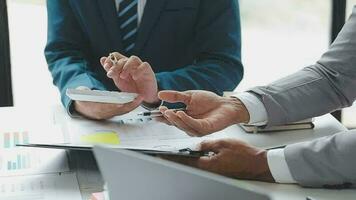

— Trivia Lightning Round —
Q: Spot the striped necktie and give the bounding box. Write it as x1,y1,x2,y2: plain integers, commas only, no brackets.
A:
117,0,138,55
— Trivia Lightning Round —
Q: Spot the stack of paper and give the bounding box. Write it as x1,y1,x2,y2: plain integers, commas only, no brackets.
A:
0,107,82,200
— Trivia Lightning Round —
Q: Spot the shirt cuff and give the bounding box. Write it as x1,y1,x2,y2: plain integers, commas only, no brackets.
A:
232,92,268,126
267,149,297,184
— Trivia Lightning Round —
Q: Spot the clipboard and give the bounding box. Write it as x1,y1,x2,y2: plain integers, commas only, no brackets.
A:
16,143,213,158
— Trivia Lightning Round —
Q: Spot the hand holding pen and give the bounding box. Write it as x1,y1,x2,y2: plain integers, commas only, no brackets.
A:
157,90,249,137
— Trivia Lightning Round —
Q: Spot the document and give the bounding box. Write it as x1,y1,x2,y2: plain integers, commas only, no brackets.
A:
0,172,82,200
62,113,212,150
0,108,69,176
0,107,81,200
43,106,225,152
0,148,69,176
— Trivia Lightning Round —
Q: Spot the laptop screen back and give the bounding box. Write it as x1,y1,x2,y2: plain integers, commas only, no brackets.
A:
93,146,270,200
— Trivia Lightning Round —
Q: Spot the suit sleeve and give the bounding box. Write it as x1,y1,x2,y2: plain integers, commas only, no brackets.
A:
284,130,356,188
248,6,356,126
156,0,243,97
44,0,106,112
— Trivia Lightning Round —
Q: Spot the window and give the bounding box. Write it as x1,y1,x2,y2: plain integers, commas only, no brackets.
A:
8,0,353,126
237,0,330,91
7,0,59,108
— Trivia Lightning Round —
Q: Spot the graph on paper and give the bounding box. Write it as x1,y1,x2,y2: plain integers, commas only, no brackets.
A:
6,152,31,171
1,131,30,149
0,129,69,176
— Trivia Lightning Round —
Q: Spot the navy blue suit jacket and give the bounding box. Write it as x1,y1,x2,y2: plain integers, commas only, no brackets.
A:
45,0,243,110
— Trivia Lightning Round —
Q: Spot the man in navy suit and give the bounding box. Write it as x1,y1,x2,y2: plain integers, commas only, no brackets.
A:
45,0,243,119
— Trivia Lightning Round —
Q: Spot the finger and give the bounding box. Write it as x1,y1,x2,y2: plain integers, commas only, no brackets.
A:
159,106,169,113
98,99,143,119
100,57,107,66
131,62,151,81
164,110,198,136
195,156,218,171
114,96,144,115
197,140,226,153
120,56,142,79
175,111,209,136
103,52,127,72
103,57,113,72
174,111,206,136
154,116,172,126
111,52,126,60
161,110,179,127
158,106,174,126
107,58,128,78
158,91,191,104
74,101,117,120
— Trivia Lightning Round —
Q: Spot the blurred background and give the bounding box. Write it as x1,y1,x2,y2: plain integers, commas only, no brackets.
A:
3,0,356,127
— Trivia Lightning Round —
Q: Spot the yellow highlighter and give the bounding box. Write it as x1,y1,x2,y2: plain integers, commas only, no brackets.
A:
80,132,120,145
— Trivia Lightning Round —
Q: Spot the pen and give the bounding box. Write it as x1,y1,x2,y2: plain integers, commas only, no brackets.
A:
178,148,215,157
137,108,186,117
109,53,119,65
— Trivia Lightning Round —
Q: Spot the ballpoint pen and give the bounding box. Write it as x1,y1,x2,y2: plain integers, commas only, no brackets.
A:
109,53,119,65
137,108,186,117
178,148,215,157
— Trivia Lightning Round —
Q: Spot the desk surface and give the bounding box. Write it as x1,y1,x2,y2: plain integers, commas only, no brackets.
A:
68,114,356,200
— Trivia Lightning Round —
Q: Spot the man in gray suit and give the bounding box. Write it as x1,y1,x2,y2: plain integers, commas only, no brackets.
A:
157,7,356,188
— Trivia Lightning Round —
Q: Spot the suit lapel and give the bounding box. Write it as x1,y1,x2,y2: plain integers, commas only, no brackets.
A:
96,0,123,51
134,0,167,54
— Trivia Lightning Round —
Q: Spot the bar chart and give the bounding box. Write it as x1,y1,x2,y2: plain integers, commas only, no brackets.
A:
0,151,35,174
0,129,69,176
2,131,29,149
6,153,31,171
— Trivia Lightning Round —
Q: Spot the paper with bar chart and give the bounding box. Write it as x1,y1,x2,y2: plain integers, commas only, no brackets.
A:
0,107,81,200
0,129,69,176
1,131,30,149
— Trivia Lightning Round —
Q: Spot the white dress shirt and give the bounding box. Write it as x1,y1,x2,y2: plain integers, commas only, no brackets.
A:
115,0,146,25
233,92,297,184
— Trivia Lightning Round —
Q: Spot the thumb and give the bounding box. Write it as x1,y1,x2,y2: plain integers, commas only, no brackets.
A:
100,57,107,66
158,90,191,104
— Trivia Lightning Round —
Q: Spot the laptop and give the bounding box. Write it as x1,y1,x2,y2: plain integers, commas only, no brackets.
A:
93,146,271,200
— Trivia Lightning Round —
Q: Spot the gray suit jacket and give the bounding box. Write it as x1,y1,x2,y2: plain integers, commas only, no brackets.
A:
249,7,356,188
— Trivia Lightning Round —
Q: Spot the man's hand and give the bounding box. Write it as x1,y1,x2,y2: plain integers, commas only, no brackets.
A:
100,52,159,105
163,139,275,182
73,86,143,120
158,90,250,136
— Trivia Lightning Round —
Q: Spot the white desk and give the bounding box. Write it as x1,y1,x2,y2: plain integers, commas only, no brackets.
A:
68,114,355,200
0,106,354,200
